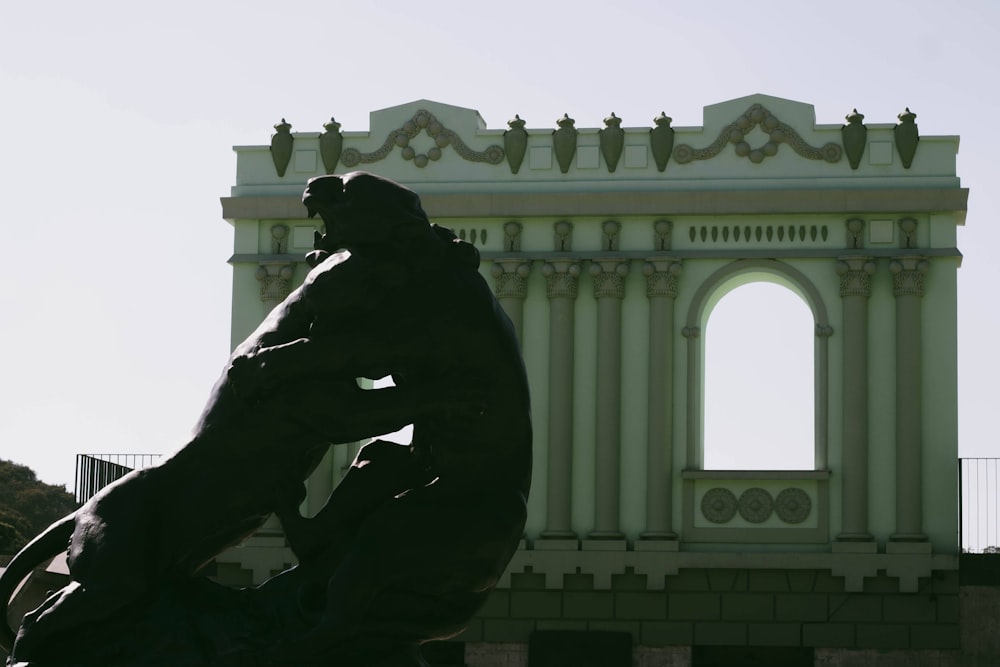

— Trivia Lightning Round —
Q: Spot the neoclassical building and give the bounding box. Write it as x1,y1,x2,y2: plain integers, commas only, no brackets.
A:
218,95,967,666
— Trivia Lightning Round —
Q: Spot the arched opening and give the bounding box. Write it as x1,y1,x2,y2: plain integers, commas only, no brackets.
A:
703,282,814,470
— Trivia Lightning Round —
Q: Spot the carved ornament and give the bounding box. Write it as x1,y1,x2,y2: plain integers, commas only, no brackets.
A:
542,261,581,299
255,264,295,305
738,488,774,523
672,104,842,165
590,261,630,299
775,488,812,524
341,110,504,169
491,261,532,300
836,258,876,298
643,260,682,299
890,257,929,297
701,488,738,524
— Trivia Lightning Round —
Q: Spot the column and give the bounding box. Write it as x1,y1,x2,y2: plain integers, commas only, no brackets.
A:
491,260,532,343
588,258,630,539
540,257,581,539
836,256,876,542
641,259,682,539
890,254,930,541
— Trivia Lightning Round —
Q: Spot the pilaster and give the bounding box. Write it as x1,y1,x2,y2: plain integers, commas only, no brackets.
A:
836,254,876,542
641,259,682,540
890,252,930,542
540,245,581,540
588,249,630,539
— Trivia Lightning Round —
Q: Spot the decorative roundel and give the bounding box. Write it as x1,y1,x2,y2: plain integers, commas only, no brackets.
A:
738,488,774,523
701,487,738,524
775,487,812,524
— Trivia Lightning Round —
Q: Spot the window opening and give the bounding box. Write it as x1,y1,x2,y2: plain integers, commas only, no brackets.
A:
703,282,814,470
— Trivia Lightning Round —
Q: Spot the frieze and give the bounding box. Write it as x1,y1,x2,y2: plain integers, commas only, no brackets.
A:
340,109,504,169
672,104,842,165
688,223,829,245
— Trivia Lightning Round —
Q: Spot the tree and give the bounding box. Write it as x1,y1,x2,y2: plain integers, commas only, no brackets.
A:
0,459,78,554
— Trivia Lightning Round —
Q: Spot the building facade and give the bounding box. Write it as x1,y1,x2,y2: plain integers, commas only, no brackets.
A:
219,95,967,666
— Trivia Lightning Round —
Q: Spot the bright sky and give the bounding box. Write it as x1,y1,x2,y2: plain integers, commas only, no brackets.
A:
1,0,997,489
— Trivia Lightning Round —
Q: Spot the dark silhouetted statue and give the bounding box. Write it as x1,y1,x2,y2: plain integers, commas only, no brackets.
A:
0,172,532,667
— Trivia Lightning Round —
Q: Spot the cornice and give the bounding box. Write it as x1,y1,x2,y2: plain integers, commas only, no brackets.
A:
221,187,968,221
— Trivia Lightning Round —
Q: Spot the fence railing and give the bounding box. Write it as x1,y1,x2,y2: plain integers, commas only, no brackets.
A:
960,458,1000,553
75,454,161,504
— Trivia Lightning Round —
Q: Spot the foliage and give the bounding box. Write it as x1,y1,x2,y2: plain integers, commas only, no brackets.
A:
0,459,78,554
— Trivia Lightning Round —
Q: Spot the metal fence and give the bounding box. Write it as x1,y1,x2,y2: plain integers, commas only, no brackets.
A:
960,458,1000,553
74,454,161,504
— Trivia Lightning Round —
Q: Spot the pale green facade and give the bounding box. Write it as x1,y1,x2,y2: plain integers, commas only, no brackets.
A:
220,95,967,664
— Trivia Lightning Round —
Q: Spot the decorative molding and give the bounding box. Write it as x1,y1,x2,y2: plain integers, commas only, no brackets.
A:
672,104,842,165
590,260,630,299
815,324,834,338
890,257,930,297
738,488,774,524
601,220,621,251
503,115,528,174
846,218,865,249
491,261,532,300
599,113,624,173
836,258,876,298
255,264,295,305
682,326,700,339
341,109,504,169
552,114,578,174
553,220,573,252
643,260,682,299
701,488,738,524
269,224,289,254
688,224,828,245
269,118,293,177
899,217,918,249
775,488,812,524
542,261,581,299
318,118,343,174
653,220,672,250
456,228,487,246
503,221,523,252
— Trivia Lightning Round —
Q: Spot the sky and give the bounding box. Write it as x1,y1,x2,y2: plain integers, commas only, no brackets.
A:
0,0,998,490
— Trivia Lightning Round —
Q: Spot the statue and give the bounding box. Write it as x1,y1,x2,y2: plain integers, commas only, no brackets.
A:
0,171,533,667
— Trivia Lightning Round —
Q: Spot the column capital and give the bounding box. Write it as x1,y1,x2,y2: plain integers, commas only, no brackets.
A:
590,259,630,299
836,256,877,298
643,259,683,298
682,326,700,339
256,263,295,305
491,260,532,300
889,256,930,297
542,259,581,299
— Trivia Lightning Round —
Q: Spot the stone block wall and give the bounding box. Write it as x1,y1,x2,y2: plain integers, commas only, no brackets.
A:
458,568,960,655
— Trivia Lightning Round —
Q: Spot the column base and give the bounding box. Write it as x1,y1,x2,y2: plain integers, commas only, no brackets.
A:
539,530,578,540
835,532,874,543
587,530,626,540
889,532,928,543
639,531,679,541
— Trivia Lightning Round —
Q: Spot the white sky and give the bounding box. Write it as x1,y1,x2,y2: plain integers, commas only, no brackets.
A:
1,0,997,489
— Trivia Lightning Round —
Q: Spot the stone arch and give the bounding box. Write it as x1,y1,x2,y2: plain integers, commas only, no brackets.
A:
683,259,832,471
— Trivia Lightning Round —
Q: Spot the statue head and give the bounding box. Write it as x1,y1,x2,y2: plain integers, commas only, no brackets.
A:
303,171,432,251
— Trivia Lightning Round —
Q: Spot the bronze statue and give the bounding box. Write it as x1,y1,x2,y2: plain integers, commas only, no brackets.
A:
0,172,532,666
